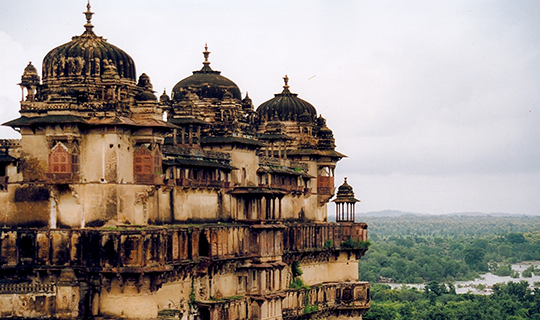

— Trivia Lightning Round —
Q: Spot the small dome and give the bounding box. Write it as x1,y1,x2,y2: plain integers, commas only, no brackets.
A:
334,177,359,203
242,92,253,110
42,4,136,83
160,89,171,103
317,116,336,150
20,62,40,86
172,46,241,101
135,73,157,101
256,75,317,122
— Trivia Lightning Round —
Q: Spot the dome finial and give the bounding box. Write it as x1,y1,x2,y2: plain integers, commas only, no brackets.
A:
83,1,95,33
282,75,291,93
203,43,211,67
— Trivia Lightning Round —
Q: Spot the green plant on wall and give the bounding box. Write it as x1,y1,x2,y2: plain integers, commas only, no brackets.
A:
290,261,310,290
303,292,318,314
324,239,333,249
341,238,371,249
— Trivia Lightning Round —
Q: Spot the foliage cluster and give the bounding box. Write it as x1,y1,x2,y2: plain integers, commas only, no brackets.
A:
290,261,310,290
290,277,309,290
359,215,540,284
363,215,540,237
364,282,540,320
341,238,371,249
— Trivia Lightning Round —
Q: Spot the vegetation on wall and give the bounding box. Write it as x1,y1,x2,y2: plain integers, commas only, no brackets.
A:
19,152,46,182
14,185,50,202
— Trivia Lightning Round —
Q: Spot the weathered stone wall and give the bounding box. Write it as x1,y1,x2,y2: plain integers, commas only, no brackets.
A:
0,222,368,319
301,252,359,285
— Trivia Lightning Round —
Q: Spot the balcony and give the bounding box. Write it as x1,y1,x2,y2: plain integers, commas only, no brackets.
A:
0,222,367,272
258,183,303,193
195,296,248,320
283,223,368,254
282,281,370,319
46,172,79,184
176,177,230,189
134,173,164,185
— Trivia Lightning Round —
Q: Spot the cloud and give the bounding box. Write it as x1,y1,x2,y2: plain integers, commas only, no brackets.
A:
0,31,25,138
0,1,538,214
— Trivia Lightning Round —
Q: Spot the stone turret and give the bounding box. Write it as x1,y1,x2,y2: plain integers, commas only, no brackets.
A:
333,177,360,222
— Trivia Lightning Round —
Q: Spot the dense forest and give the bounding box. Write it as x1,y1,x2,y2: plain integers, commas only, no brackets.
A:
365,281,540,320
358,214,540,319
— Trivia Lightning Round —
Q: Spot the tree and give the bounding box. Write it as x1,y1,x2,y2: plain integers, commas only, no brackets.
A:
462,246,486,271
506,233,526,244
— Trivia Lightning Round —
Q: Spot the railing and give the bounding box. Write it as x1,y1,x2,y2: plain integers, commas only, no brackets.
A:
282,281,370,319
258,157,308,172
0,226,259,270
258,183,304,193
46,172,79,184
134,174,163,185
283,223,368,253
196,296,248,320
0,222,366,271
176,178,230,189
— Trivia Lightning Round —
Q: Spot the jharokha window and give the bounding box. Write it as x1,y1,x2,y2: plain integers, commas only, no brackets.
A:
48,141,79,180
134,144,162,183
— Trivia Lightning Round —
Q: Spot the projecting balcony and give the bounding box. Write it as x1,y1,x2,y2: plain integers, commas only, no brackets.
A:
283,222,368,255
46,172,79,184
282,281,370,319
176,177,230,189
134,174,164,185
258,183,304,194
195,296,248,320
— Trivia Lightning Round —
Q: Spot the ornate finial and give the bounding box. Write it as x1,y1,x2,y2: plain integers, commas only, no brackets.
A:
344,177,348,183
281,75,291,93
203,43,211,67
83,1,95,33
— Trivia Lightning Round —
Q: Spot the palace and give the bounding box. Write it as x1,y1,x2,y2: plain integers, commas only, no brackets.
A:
0,4,369,319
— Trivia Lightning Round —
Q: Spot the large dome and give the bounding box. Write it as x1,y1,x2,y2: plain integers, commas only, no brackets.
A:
42,4,136,84
256,76,317,122
171,46,241,101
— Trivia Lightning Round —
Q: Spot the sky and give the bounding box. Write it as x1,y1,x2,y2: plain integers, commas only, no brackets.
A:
0,1,539,215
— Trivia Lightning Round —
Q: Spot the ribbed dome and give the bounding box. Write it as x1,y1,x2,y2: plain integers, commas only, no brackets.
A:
42,4,136,83
172,46,241,101
256,76,317,122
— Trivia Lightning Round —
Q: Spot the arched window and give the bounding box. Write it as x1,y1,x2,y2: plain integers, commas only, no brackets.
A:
49,142,70,174
198,233,210,257
153,144,162,175
134,145,153,183
71,142,80,174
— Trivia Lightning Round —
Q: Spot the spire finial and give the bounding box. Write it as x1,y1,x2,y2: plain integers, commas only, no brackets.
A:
344,177,348,183
203,43,211,67
282,75,291,93
83,1,95,33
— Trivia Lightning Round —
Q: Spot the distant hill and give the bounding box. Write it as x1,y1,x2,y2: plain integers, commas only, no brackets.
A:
359,210,428,217
351,210,530,217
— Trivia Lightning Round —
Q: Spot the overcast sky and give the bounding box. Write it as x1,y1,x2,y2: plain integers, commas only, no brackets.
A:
0,1,539,215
